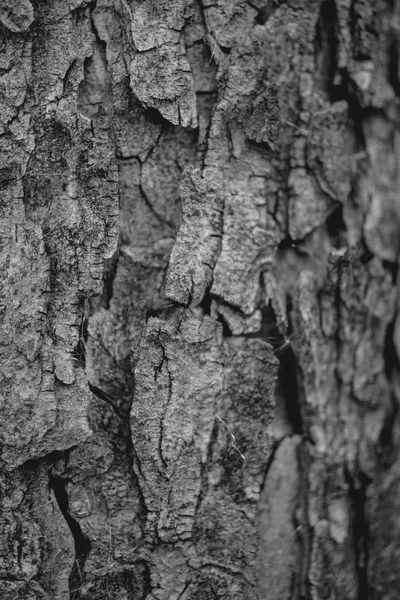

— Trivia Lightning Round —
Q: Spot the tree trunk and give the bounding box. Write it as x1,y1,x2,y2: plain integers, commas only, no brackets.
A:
1,0,399,598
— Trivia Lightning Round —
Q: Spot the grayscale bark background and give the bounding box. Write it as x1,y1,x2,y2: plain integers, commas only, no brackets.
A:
1,0,399,598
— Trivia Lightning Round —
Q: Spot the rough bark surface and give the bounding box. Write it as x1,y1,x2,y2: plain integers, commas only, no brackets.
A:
1,0,400,599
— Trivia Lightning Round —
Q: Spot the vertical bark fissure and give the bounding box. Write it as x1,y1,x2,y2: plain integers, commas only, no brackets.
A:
48,472,91,599
72,300,89,369
347,472,370,600
314,0,339,100
88,382,129,423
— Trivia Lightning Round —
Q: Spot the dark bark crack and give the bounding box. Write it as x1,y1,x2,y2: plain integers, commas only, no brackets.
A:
88,382,130,424
249,1,275,26
72,299,89,368
139,181,177,231
48,472,91,600
245,304,303,435
314,0,339,100
347,472,370,600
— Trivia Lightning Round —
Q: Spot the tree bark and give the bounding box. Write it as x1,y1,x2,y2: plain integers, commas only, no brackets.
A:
1,0,399,598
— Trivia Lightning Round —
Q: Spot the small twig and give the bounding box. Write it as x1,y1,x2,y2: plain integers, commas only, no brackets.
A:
57,585,83,598
209,29,220,64
75,557,83,583
273,337,293,357
216,414,246,468
210,368,224,391
42,549,62,573
20,499,54,516
282,120,309,135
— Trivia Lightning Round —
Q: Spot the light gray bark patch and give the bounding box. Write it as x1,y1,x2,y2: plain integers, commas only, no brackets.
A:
131,308,278,598
202,39,281,314
306,101,351,203
192,336,278,599
129,47,197,127
305,462,359,600
220,338,278,486
0,463,75,599
139,127,198,232
165,166,223,306
131,308,224,545
288,101,352,240
0,1,118,468
309,518,358,600
73,563,149,599
0,0,34,32
0,219,93,467
244,83,281,146
77,40,109,120
294,249,395,446
258,435,301,600
209,157,280,314
121,0,197,127
0,470,42,585
362,115,400,262
202,0,258,50
291,245,397,598
288,167,335,241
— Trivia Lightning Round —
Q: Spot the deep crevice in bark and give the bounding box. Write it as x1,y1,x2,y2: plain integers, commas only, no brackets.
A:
250,1,275,26
347,472,370,600
245,303,303,434
143,106,175,130
326,204,347,249
259,439,281,496
199,291,213,315
72,299,89,368
382,259,399,285
88,382,130,423
99,247,120,310
377,396,399,469
48,472,91,600
276,344,303,436
388,41,400,97
315,0,339,99
215,312,233,337
330,72,366,150
377,316,400,469
384,318,400,378
359,246,374,264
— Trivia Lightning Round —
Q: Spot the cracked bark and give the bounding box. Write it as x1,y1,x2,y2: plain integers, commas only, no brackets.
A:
1,0,400,599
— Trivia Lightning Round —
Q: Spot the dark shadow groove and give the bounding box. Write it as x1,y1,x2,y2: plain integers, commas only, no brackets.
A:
346,471,370,600
314,0,339,99
48,473,91,600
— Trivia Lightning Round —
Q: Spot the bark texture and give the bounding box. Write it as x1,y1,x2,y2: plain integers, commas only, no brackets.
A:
1,0,400,599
